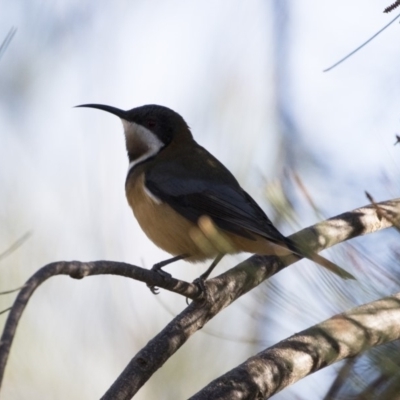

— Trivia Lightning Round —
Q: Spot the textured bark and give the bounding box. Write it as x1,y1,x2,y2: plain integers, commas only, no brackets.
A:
0,199,398,398
190,293,400,399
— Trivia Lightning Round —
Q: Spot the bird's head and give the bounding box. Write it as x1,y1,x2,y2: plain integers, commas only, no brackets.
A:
76,103,192,167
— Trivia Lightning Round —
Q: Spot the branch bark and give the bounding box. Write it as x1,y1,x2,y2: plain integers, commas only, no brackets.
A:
190,292,400,399
0,261,202,387
0,199,398,398
101,198,400,399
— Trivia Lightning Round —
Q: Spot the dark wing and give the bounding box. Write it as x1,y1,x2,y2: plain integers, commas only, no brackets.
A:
145,152,287,244
144,146,356,280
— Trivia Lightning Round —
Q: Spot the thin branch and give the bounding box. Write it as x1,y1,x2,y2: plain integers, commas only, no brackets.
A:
0,27,17,62
366,191,400,231
0,287,21,296
292,170,324,219
323,13,400,72
101,198,400,400
0,231,32,262
384,1,400,13
190,292,400,399
322,357,358,400
0,261,201,386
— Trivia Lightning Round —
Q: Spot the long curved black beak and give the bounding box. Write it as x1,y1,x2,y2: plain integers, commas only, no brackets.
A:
75,104,128,119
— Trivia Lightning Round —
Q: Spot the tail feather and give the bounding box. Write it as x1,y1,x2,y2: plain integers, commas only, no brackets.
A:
305,252,355,280
282,239,355,280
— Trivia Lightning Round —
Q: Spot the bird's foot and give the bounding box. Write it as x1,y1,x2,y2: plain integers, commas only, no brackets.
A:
192,277,207,293
187,277,211,305
185,255,224,303
147,260,174,294
146,255,188,294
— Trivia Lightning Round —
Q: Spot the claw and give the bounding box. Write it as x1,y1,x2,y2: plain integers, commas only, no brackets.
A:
190,277,210,304
147,260,176,294
148,284,160,295
192,277,206,293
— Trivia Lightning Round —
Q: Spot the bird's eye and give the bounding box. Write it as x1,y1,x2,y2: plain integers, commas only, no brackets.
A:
147,120,156,128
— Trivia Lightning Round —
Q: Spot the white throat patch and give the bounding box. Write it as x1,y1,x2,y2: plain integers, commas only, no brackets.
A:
122,120,164,173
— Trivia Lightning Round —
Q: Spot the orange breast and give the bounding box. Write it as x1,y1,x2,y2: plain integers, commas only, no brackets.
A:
126,173,217,261
125,172,291,261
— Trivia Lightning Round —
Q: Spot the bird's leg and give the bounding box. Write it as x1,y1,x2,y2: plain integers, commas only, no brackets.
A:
152,254,188,276
148,254,188,294
199,253,224,281
185,254,225,304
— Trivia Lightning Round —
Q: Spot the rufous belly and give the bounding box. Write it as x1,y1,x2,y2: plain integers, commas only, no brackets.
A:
126,173,211,261
126,173,291,261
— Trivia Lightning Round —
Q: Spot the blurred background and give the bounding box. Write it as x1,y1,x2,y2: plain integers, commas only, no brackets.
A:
0,1,399,399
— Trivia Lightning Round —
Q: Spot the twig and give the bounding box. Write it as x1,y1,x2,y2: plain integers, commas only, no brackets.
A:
323,13,400,72
0,231,32,262
0,261,201,386
0,288,22,296
0,308,11,316
0,27,17,62
292,171,324,219
322,357,358,400
384,1,400,13
366,191,400,230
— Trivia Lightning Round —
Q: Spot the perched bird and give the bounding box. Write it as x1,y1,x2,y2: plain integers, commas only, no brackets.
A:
77,104,354,287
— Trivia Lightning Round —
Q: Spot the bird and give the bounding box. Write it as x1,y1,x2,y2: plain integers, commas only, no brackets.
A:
76,103,354,290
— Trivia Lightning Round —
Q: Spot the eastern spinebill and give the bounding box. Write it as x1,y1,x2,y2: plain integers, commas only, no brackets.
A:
76,104,354,288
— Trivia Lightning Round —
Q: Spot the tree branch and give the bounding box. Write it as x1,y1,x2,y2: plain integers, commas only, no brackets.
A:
190,292,400,399
0,199,397,397
0,261,201,387
100,198,400,399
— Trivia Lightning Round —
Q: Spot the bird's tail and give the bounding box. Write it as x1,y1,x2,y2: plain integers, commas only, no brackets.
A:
284,239,355,280
305,251,355,280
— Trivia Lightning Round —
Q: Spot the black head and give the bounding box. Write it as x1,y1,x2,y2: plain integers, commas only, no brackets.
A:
76,103,192,146
76,103,193,168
